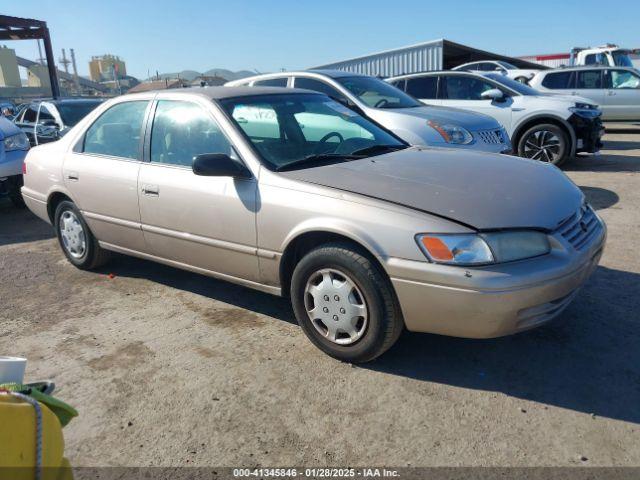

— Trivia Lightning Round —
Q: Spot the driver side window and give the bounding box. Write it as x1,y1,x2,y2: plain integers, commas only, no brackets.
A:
444,76,494,100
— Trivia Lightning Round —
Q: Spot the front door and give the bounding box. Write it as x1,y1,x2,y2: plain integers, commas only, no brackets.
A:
138,99,259,282
62,100,150,252
438,74,514,133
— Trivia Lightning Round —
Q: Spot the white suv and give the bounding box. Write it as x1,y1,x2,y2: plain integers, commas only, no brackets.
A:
387,71,604,165
453,60,540,84
529,66,640,121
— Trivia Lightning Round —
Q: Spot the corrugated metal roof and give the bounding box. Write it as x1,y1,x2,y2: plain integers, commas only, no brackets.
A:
312,38,546,77
312,39,444,77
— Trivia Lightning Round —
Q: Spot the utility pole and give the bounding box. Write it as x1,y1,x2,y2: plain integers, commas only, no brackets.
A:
59,48,70,74
70,48,81,94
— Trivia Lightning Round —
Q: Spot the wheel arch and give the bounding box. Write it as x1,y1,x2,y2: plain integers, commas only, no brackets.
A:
511,115,577,158
46,190,74,223
278,226,388,298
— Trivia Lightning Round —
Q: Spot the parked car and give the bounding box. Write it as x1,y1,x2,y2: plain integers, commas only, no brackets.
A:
0,116,30,207
226,70,512,154
453,60,540,84
388,71,603,165
529,66,640,121
14,98,104,146
0,101,17,118
22,87,606,362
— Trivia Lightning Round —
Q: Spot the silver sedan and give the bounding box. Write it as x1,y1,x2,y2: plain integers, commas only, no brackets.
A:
21,87,605,362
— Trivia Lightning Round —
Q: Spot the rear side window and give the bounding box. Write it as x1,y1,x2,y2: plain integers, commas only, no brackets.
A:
405,77,438,99
83,101,148,160
576,70,602,89
253,78,288,87
541,72,574,89
150,100,233,167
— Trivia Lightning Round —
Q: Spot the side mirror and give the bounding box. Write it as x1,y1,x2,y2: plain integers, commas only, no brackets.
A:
192,153,252,178
481,88,505,101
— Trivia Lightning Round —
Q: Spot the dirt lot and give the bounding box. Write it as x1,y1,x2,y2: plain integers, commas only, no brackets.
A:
1,126,639,468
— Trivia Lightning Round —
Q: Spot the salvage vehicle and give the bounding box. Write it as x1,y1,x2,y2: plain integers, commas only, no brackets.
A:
226,71,511,154
529,66,640,121
22,87,606,362
0,117,30,207
453,60,540,84
14,98,103,146
388,71,603,165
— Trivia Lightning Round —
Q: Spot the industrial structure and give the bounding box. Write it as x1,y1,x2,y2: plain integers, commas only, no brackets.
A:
89,54,127,82
312,38,545,77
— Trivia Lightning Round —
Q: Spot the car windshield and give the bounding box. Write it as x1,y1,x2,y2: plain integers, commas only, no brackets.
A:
335,76,422,109
612,51,634,67
56,101,102,127
483,73,540,95
220,93,407,171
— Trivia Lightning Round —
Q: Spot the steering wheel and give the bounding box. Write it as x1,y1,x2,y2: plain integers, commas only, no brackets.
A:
374,99,389,108
315,131,344,153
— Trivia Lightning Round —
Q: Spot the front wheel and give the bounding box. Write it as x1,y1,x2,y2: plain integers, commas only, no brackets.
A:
517,123,569,166
54,200,110,269
7,175,26,208
290,242,403,363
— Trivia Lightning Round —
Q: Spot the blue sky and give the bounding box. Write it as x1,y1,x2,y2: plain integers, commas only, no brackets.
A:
4,0,639,79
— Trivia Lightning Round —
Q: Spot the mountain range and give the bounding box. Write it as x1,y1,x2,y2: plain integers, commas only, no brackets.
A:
146,68,258,82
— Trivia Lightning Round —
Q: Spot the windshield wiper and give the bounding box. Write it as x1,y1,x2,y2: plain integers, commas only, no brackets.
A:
350,144,407,157
275,153,364,172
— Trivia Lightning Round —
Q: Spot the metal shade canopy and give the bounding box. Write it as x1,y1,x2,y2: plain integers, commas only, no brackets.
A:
0,14,60,98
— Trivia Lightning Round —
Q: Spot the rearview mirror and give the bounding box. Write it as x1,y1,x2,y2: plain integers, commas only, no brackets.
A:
481,88,504,101
192,153,252,178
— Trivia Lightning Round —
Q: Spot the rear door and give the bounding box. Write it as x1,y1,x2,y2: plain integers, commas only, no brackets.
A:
137,97,259,282
63,99,151,252
603,69,640,120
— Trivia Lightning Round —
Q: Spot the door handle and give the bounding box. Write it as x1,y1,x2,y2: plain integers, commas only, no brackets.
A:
66,171,79,181
142,184,159,196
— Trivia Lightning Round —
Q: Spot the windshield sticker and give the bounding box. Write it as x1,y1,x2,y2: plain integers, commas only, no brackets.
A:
324,101,358,117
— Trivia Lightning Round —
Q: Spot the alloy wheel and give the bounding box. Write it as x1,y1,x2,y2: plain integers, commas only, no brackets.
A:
523,130,562,163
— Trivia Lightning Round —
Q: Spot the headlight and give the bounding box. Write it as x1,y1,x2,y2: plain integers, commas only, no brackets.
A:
416,231,550,266
3,132,30,151
427,120,473,145
569,103,601,119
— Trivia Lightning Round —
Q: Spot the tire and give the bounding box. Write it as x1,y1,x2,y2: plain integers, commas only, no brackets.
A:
7,175,26,209
54,200,110,270
290,242,403,363
517,123,569,166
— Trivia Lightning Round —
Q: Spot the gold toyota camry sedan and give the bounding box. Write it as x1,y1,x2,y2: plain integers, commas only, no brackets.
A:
21,87,606,362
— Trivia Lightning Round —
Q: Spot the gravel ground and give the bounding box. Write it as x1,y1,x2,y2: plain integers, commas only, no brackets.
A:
1,125,639,468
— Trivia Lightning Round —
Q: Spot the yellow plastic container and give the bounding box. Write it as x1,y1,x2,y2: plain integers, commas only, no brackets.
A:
0,393,73,480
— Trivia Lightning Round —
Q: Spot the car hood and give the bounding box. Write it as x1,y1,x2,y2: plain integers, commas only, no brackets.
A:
279,147,583,231
537,93,597,106
381,104,501,131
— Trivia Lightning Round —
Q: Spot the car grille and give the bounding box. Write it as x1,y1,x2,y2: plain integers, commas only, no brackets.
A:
477,128,507,144
555,204,602,250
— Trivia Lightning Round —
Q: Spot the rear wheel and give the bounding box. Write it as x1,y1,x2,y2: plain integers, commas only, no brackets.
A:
290,242,403,363
517,123,569,166
54,200,110,269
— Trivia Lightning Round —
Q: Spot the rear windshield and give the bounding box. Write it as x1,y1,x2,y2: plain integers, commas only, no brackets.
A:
57,101,102,127
483,74,540,95
335,76,422,109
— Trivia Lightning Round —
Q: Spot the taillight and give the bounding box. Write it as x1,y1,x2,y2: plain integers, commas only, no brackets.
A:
22,162,27,175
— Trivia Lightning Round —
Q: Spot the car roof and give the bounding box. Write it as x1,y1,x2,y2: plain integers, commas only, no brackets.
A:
388,70,479,80
540,65,639,73
306,69,367,78
128,86,323,100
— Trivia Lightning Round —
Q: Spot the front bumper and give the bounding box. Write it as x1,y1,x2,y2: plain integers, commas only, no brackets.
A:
0,149,27,178
386,212,606,338
569,114,604,153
